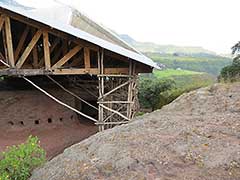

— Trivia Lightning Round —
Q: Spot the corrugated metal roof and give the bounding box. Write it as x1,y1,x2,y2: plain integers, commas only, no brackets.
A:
0,1,159,69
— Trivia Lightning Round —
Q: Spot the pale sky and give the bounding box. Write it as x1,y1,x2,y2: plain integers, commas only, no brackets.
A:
16,0,240,54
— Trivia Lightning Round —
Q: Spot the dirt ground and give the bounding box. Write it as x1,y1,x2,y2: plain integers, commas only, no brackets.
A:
30,82,240,180
0,121,97,159
0,89,98,159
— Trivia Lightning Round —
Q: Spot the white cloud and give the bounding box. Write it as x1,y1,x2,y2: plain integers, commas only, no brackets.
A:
16,0,240,54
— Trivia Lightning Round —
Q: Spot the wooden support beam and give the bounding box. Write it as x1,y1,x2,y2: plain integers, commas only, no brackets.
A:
104,68,129,74
2,28,8,61
43,31,51,69
0,15,5,32
52,45,82,69
99,104,130,121
14,26,30,60
98,48,104,131
0,68,52,76
0,8,99,51
97,74,132,78
31,29,39,68
84,47,91,69
4,16,14,67
127,60,133,118
101,104,125,123
52,68,98,75
0,67,131,76
38,38,60,66
99,80,131,100
16,30,42,68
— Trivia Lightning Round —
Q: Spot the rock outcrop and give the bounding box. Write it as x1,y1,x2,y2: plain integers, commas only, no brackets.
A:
30,83,240,180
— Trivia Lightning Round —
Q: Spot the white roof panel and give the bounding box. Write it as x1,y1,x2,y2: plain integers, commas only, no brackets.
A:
0,1,159,69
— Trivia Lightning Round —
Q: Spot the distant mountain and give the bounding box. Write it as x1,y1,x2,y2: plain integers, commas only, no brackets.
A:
119,34,216,55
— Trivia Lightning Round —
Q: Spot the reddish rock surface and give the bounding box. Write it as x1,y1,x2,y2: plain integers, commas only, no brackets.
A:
0,89,98,159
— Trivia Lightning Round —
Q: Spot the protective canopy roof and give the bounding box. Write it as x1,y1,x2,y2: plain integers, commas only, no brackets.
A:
0,1,159,69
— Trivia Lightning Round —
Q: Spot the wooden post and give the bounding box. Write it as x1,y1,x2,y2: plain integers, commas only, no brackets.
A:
98,48,105,131
127,59,133,118
0,15,5,32
43,31,51,69
4,16,14,67
2,28,8,63
100,48,104,131
84,47,91,70
131,61,138,119
38,37,60,66
31,29,39,68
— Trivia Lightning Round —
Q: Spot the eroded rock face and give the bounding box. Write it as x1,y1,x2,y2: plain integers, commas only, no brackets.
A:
0,85,97,158
30,83,240,180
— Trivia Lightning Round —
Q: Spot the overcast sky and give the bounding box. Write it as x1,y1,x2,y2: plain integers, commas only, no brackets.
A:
16,0,240,54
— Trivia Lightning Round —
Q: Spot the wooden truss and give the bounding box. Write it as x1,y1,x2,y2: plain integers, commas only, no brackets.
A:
0,12,147,131
0,13,135,76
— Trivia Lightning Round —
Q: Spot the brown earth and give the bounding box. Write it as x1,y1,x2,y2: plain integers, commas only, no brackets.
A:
31,82,240,180
0,89,98,159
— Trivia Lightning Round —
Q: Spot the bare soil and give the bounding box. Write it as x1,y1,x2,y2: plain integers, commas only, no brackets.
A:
0,121,97,159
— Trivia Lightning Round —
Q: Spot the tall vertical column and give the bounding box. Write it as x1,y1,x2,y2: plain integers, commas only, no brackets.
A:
98,48,104,131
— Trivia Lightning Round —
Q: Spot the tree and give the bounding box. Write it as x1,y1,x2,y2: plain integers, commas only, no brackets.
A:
219,41,240,81
139,78,174,111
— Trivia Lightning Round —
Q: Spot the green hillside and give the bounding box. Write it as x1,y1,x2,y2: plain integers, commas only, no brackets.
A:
139,69,215,110
147,53,232,75
154,69,214,88
153,69,202,78
119,34,232,76
120,34,215,54
119,34,227,110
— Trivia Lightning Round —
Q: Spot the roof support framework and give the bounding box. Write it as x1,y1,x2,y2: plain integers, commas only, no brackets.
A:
0,11,146,130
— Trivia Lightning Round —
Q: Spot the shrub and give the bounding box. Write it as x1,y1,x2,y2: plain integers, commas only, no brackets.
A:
139,78,174,111
0,136,46,180
219,60,240,82
219,42,240,82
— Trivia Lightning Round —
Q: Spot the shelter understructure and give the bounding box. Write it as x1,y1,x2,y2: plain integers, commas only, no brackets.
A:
0,2,157,131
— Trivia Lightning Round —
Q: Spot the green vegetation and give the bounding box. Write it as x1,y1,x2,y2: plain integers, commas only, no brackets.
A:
120,34,231,76
219,42,240,82
219,61,240,82
139,69,214,111
121,34,223,111
153,69,202,78
0,136,46,180
146,53,232,75
139,78,174,111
